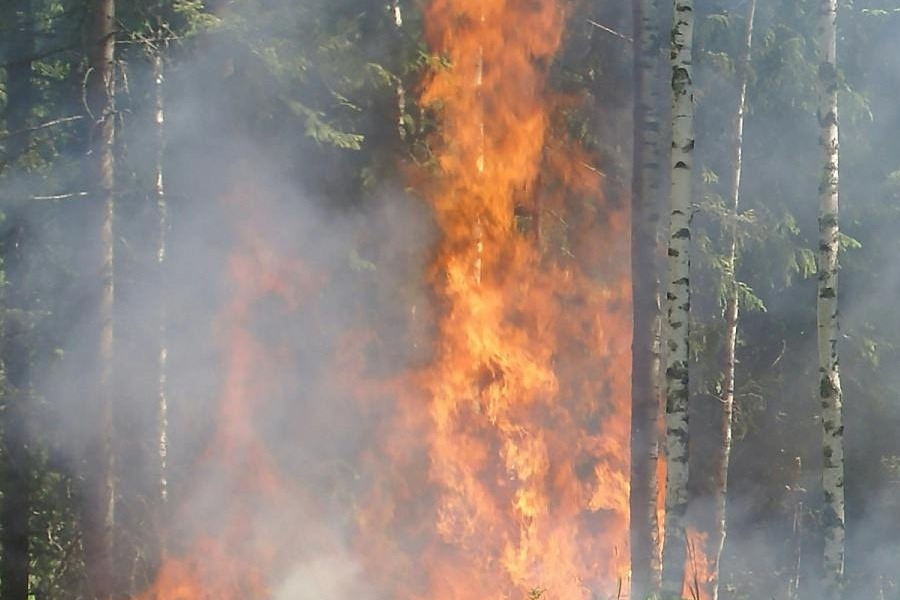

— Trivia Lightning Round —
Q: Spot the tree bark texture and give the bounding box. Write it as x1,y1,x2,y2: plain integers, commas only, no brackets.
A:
660,0,695,596
711,1,756,598
0,2,34,599
82,0,117,598
816,0,845,594
630,0,664,597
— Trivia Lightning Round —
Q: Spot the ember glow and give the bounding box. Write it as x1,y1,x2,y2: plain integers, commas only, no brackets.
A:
135,1,632,599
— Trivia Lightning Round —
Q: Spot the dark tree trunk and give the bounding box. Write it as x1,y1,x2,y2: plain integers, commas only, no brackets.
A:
0,2,34,599
82,0,117,598
0,232,32,600
630,0,664,597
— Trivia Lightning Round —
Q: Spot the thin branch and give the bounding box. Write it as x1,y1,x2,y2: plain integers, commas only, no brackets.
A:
771,339,787,367
30,192,88,201
585,18,633,43
578,160,607,178
0,115,84,141
0,43,81,69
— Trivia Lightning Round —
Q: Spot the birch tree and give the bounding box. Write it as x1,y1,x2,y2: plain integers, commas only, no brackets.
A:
82,0,117,597
711,2,757,598
152,42,170,557
391,0,408,139
660,0,695,595
816,0,845,594
630,0,664,596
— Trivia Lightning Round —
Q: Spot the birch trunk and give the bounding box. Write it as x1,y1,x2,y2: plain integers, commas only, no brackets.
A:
711,2,756,598
660,0,695,596
152,48,170,553
82,0,117,597
392,0,407,139
816,0,845,594
0,3,33,600
630,0,664,596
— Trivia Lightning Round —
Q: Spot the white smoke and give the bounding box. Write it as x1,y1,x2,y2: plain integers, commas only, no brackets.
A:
274,554,373,600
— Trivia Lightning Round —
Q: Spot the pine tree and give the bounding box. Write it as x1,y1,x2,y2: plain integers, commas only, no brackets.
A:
81,0,118,597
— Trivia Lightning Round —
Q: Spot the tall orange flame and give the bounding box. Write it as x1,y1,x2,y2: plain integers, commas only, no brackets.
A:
358,1,632,598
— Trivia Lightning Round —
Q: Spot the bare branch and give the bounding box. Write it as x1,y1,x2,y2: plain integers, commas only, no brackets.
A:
578,160,607,177
0,115,84,141
30,192,88,201
0,43,81,69
586,18,633,43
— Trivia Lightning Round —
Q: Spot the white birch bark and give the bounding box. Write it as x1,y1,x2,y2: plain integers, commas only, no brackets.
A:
816,0,845,594
660,0,695,596
630,0,664,596
392,0,407,139
711,2,756,598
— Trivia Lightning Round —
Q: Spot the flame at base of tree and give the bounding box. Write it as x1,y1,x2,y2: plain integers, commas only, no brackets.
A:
683,529,715,600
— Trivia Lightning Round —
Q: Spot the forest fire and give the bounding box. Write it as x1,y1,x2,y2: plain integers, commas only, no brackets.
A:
362,0,631,596
8,0,900,594
135,1,631,599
